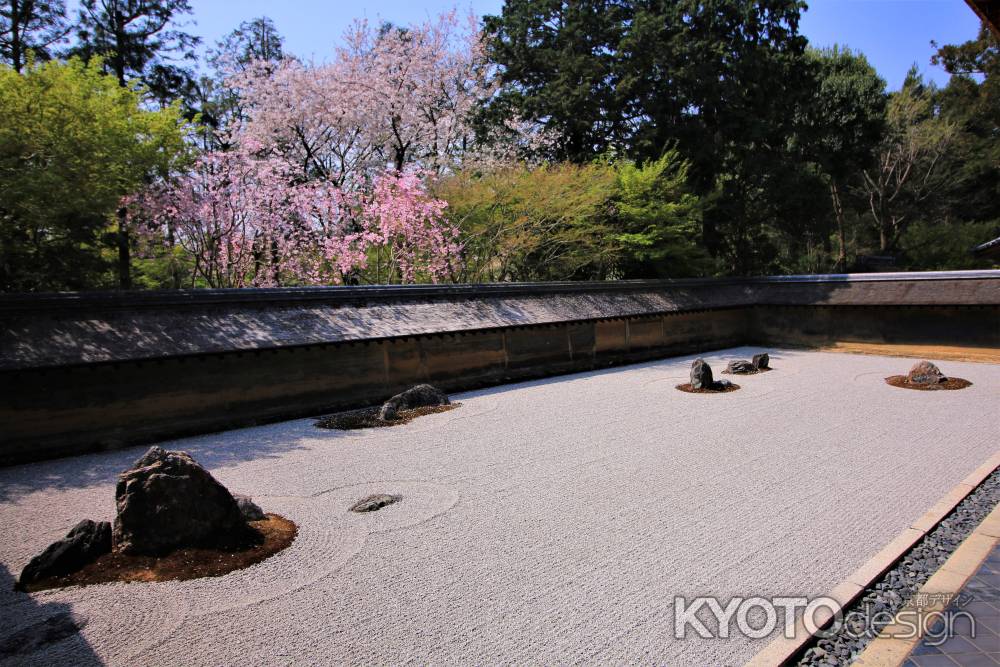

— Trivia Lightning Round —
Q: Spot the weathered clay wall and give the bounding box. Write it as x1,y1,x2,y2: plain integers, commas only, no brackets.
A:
749,305,1000,349
0,310,747,464
1,271,998,465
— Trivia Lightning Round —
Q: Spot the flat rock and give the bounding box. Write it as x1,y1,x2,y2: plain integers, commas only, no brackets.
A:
379,384,449,421
726,360,755,374
690,358,713,389
18,520,111,587
350,494,402,513
907,360,946,385
113,446,251,555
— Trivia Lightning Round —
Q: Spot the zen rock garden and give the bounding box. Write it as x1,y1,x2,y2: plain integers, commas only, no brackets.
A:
317,383,455,430
16,446,293,592
886,360,973,391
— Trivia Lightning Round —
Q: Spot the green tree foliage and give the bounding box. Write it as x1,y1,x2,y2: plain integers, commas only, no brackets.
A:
0,57,189,291
433,162,620,281
483,1,630,161
798,46,887,269
485,0,826,275
433,153,705,281
922,24,1000,267
612,150,709,277
858,69,960,255
0,0,70,72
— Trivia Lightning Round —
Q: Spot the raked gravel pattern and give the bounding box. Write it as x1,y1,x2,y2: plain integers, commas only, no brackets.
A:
0,347,998,666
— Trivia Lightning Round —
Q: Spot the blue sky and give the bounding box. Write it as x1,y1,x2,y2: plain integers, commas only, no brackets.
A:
180,0,982,90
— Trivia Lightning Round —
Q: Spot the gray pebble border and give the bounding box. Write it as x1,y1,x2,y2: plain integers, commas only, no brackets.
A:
796,467,1000,666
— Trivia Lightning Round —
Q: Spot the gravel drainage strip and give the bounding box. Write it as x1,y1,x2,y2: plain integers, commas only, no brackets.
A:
794,467,1000,666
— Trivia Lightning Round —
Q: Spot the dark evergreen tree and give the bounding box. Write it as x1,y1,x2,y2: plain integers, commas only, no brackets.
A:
73,0,200,99
483,0,631,161
0,0,70,72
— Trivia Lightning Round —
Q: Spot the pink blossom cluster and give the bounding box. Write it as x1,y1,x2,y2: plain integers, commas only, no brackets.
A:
233,10,495,184
127,10,517,287
130,148,460,287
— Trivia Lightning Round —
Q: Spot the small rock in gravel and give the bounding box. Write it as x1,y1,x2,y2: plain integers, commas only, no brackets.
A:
234,494,267,522
350,494,401,513
752,353,770,370
690,359,713,389
379,384,449,422
907,360,946,385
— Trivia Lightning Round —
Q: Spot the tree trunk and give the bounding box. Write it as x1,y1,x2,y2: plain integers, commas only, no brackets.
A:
829,178,847,271
11,0,23,73
117,205,131,289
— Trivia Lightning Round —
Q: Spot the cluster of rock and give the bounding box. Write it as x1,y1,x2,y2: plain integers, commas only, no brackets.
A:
725,353,770,375
18,446,266,588
906,360,947,385
691,353,770,389
379,383,450,421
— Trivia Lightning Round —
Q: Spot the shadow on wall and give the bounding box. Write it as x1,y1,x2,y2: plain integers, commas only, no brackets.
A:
0,417,351,503
0,564,102,666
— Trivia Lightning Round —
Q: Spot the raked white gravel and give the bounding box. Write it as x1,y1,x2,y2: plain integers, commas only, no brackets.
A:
1,347,998,666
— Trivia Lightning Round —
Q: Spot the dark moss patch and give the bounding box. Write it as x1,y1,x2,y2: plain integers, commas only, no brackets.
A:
18,515,296,592
885,375,972,391
721,367,773,376
315,403,458,430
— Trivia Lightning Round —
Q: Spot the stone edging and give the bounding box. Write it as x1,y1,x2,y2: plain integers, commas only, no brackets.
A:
745,451,1000,667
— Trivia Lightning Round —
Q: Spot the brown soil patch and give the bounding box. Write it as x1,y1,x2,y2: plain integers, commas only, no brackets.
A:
676,382,741,394
18,514,296,593
315,403,459,430
885,376,973,391
815,342,1000,365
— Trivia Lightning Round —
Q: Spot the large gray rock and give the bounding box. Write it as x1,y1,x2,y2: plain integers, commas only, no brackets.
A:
113,446,251,555
752,353,770,370
690,359,713,389
726,360,755,375
907,360,946,385
18,520,111,587
379,384,450,421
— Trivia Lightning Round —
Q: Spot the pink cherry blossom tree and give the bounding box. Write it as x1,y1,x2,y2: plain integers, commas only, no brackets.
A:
130,10,490,287
130,149,460,287
234,10,494,186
